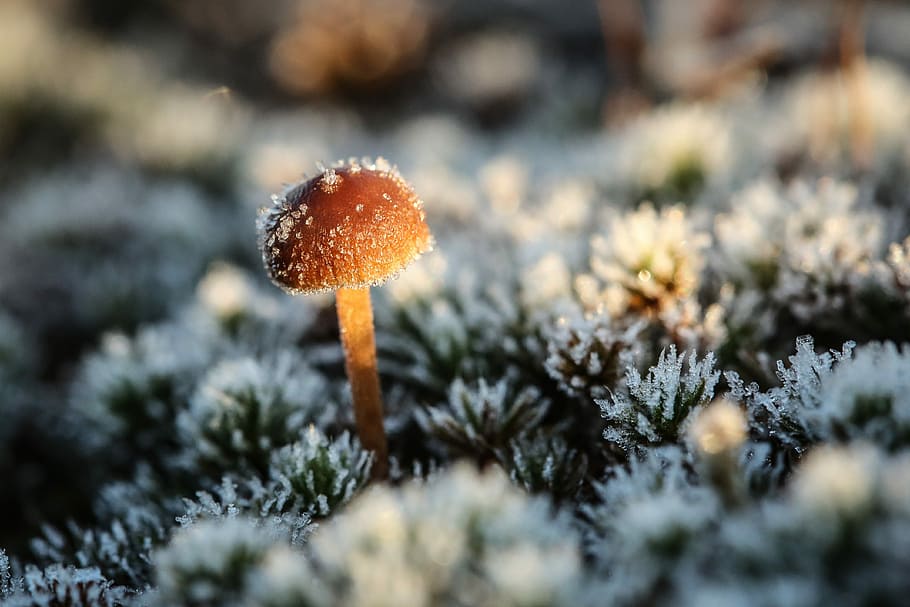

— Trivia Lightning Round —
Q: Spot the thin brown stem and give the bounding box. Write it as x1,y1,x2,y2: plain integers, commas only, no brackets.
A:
840,0,870,170
336,286,388,479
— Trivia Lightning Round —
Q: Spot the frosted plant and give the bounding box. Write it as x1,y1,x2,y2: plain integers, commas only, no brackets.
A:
805,342,910,450
310,462,584,607
790,444,880,522
0,166,239,373
176,476,312,547
504,434,587,501
0,169,222,253
31,514,168,591
0,550,18,597
377,266,546,403
179,429,368,539
598,346,720,451
583,447,719,603
0,563,130,607
544,307,643,401
269,429,372,517
195,262,258,326
583,447,700,539
416,378,547,459
598,486,718,604
757,444,910,602
578,204,709,317
152,517,325,607
27,467,177,589
726,336,857,455
191,263,332,364
377,294,474,398
581,444,910,606
71,316,224,463
617,103,732,201
385,251,448,305
714,179,887,342
574,202,721,353
519,252,573,312
717,179,882,292
714,180,790,287
178,350,333,474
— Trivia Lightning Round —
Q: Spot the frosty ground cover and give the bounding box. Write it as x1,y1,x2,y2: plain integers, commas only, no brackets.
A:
2,1,910,605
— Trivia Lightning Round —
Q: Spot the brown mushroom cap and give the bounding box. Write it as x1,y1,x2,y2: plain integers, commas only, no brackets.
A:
258,159,433,295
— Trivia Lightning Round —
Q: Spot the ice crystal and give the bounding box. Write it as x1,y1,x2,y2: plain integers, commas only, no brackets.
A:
0,550,19,597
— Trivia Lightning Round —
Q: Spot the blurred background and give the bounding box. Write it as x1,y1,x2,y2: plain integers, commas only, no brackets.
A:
4,0,910,367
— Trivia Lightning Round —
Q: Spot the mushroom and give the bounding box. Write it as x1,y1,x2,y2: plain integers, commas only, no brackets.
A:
257,158,433,479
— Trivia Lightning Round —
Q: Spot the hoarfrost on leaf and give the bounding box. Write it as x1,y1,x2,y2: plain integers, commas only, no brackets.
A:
598,346,720,451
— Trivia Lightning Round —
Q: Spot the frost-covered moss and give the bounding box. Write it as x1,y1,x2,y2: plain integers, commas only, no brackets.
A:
311,463,585,607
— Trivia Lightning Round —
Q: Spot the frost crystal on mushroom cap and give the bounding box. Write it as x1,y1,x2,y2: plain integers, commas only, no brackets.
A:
258,158,433,295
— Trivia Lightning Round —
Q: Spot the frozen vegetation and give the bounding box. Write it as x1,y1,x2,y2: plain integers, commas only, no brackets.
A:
3,0,910,605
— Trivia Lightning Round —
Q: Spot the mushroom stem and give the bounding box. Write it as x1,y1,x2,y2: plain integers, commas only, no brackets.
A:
840,0,870,171
336,286,388,479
